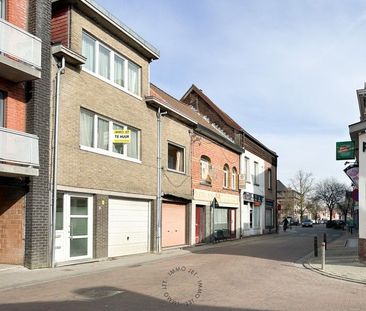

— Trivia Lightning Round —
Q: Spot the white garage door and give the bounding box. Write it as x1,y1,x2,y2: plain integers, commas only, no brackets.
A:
108,199,150,257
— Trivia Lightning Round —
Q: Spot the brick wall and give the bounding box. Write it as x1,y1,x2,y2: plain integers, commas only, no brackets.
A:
0,79,26,132
25,0,52,269
0,185,26,265
94,194,108,258
183,91,236,142
192,134,240,194
51,5,69,46
6,0,28,29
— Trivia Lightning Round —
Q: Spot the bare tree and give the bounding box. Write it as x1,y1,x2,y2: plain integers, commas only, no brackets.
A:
290,170,314,222
337,190,353,222
306,199,323,221
314,178,347,221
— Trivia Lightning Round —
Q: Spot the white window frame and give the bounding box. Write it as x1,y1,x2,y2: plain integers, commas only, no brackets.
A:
81,31,142,99
232,167,237,190
245,157,250,183
268,168,272,190
167,142,186,174
223,165,229,189
254,161,259,185
200,156,211,184
80,108,141,163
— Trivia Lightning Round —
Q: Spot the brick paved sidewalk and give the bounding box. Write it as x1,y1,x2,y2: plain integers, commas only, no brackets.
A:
304,231,366,285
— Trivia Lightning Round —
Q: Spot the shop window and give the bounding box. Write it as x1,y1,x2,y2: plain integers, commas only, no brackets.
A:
168,143,185,173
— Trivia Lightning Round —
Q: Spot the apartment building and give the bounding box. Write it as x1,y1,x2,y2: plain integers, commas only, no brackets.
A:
0,0,50,267
50,0,159,265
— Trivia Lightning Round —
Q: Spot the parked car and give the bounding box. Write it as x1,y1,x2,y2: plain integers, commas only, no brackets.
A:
326,220,346,229
290,219,299,226
302,219,313,227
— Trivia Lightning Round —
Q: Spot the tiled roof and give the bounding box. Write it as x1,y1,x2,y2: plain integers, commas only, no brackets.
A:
182,84,243,132
277,180,288,192
150,84,230,140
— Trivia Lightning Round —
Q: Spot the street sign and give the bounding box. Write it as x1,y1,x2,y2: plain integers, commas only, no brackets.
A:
336,141,355,160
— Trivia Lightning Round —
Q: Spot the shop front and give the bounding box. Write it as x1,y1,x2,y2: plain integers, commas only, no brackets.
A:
242,192,264,236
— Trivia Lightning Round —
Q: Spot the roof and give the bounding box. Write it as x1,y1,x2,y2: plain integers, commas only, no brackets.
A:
181,84,243,132
148,84,243,154
277,180,288,192
52,0,160,60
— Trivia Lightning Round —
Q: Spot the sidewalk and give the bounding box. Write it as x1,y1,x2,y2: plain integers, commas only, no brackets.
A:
303,230,366,285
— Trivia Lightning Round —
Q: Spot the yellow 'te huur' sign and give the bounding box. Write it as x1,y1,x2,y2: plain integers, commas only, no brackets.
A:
113,129,131,144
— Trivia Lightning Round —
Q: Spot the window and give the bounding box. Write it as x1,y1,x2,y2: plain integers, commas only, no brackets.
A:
0,92,4,127
232,167,237,190
81,32,141,96
168,143,185,173
200,156,211,185
0,0,5,19
98,45,110,79
254,161,259,185
268,168,272,190
245,157,250,183
223,164,229,188
82,32,96,72
80,108,140,161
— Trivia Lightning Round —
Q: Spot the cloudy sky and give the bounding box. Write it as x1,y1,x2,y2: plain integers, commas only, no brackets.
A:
101,0,366,186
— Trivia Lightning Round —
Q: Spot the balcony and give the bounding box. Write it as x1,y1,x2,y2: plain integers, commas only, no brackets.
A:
0,127,39,177
0,18,42,82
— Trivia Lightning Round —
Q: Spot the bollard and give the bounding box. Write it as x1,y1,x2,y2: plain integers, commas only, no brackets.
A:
321,242,326,270
323,232,327,250
314,236,318,257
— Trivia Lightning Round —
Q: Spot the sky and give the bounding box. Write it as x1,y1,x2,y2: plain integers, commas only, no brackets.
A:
99,0,366,186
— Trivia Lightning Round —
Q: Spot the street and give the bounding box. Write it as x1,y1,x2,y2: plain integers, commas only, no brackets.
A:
0,226,364,311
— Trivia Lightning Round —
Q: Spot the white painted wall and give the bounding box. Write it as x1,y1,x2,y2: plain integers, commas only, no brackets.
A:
358,133,366,240
240,150,265,236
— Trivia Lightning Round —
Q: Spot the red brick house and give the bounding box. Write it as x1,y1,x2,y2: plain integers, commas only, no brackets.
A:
0,0,43,265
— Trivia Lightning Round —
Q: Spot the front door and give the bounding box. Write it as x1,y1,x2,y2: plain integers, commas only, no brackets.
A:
55,193,93,263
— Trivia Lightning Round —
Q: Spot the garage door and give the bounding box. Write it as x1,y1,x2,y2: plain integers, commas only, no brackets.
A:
108,199,150,257
162,203,186,248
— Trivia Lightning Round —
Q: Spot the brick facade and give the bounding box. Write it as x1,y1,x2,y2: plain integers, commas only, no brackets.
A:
93,194,108,258
0,180,27,265
25,0,52,269
51,5,69,46
192,135,240,194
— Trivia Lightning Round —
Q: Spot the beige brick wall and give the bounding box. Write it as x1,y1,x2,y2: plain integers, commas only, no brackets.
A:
56,8,157,196
161,116,192,198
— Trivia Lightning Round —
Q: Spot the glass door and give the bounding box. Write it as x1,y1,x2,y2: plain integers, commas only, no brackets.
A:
55,193,93,263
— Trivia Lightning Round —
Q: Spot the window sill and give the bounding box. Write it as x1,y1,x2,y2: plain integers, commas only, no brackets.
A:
82,68,143,101
167,168,186,175
80,145,142,164
200,181,212,187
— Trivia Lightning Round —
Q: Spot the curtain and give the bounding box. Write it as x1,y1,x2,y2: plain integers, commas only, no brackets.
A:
82,33,95,72
97,118,109,150
176,150,184,172
127,128,138,159
80,109,93,147
112,123,124,154
114,55,125,87
98,45,110,79
128,62,139,95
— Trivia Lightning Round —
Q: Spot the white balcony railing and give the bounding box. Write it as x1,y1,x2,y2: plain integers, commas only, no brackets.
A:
0,127,39,169
0,18,41,69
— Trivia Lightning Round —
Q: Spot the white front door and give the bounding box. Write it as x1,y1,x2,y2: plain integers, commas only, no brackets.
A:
55,193,93,263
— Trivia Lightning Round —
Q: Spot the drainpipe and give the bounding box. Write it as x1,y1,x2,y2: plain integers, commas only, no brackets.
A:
51,57,65,268
156,107,167,253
